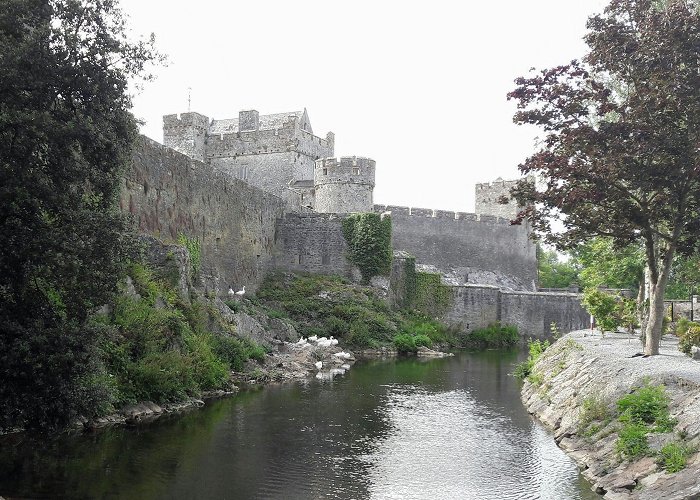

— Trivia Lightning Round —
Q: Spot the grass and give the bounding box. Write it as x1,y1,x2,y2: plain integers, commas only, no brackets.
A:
578,395,613,436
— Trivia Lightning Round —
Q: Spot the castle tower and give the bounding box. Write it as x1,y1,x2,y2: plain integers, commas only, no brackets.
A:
163,112,209,162
475,176,534,220
314,156,376,213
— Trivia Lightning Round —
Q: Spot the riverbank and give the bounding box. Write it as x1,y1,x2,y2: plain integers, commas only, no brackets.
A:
521,330,700,499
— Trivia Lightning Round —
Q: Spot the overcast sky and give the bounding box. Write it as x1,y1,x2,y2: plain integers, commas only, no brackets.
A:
119,0,608,212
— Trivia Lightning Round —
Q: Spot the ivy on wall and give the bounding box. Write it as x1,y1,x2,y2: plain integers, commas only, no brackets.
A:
342,213,392,284
177,233,201,278
413,271,453,317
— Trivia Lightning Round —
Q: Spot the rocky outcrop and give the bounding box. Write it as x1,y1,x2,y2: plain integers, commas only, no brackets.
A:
521,331,700,500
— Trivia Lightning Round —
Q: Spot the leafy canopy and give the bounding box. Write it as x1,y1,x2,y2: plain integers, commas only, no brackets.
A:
0,0,160,431
508,0,700,353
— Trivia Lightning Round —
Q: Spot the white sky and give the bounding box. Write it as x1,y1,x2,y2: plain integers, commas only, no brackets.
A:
120,0,608,213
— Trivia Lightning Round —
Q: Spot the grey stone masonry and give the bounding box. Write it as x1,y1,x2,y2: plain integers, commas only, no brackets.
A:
315,157,376,213
162,108,333,210
475,176,535,220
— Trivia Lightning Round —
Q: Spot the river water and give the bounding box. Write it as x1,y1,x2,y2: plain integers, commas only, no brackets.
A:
0,350,599,499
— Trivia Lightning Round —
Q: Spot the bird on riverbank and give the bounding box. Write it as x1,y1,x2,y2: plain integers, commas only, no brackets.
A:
228,287,235,298
315,361,323,370
236,286,246,297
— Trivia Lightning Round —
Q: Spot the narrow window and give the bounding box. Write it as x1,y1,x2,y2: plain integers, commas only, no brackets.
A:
353,167,360,175
323,168,328,175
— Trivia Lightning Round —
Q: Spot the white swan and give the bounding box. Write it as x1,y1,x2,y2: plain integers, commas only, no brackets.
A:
235,285,246,296
314,361,323,370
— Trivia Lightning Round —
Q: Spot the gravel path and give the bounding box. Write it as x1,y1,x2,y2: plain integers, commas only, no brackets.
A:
570,329,700,386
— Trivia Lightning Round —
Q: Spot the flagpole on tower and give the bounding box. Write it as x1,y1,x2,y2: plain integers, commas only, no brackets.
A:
187,87,192,112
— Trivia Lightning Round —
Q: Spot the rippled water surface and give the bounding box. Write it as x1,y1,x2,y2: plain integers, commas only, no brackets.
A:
0,350,599,499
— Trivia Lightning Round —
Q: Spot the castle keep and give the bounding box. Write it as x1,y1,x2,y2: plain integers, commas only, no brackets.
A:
121,107,587,337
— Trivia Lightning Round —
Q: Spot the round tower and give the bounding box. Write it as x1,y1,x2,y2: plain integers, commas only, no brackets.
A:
314,156,376,213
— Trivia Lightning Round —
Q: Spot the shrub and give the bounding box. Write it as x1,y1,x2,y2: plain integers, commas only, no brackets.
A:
658,442,692,473
582,289,622,333
616,422,650,459
224,299,240,313
617,383,674,431
676,318,700,355
466,323,519,348
210,335,265,372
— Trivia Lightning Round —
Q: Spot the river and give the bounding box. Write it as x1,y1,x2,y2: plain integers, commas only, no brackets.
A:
0,349,599,499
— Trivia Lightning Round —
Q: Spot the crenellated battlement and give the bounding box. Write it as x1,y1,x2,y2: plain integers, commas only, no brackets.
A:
314,156,376,187
373,204,513,225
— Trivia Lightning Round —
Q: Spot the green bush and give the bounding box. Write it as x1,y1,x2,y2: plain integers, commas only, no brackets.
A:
617,383,675,432
210,335,266,372
676,318,700,355
582,289,622,333
616,422,650,459
658,442,692,473
466,323,519,348
224,299,240,313
341,213,392,283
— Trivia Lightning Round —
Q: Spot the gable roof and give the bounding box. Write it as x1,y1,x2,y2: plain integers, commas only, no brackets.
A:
209,111,305,134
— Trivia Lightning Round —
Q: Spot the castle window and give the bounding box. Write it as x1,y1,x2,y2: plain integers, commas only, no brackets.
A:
353,167,360,175
322,253,330,265
323,168,328,176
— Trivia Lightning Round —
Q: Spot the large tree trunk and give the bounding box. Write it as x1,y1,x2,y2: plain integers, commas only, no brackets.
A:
644,281,666,355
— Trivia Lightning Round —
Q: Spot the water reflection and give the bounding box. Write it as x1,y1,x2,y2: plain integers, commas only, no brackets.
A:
0,350,599,499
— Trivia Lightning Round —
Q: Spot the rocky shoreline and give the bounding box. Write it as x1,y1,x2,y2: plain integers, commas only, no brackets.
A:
521,330,700,500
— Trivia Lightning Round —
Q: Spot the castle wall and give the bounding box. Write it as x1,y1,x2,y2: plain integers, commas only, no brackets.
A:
376,205,538,290
121,136,287,295
475,177,534,219
273,213,356,277
210,152,312,209
499,291,590,339
443,286,588,339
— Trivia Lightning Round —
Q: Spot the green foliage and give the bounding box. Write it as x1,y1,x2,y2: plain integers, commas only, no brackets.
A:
0,0,160,432
658,442,693,473
616,423,650,460
675,318,700,356
402,256,418,309
393,333,432,354
224,299,240,313
538,245,579,288
466,323,519,348
210,336,266,372
571,238,644,291
582,289,637,333
256,272,454,349
617,383,675,432
508,1,700,355
412,272,453,317
513,338,550,380
177,233,202,279
666,255,700,300
341,213,392,284
614,382,677,461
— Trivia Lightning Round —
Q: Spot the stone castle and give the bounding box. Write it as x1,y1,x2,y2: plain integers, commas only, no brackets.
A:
121,107,588,337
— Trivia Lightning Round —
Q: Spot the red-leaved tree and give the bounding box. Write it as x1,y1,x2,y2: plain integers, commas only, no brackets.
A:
508,0,700,355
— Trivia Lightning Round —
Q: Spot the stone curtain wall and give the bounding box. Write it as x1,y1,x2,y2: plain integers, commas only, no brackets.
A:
444,285,589,339
273,213,357,278
210,152,312,209
121,137,287,295
500,291,590,339
376,205,538,290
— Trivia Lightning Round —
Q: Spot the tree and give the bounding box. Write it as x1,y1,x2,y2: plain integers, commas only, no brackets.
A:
0,0,159,431
537,244,579,288
571,237,645,291
508,0,700,355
